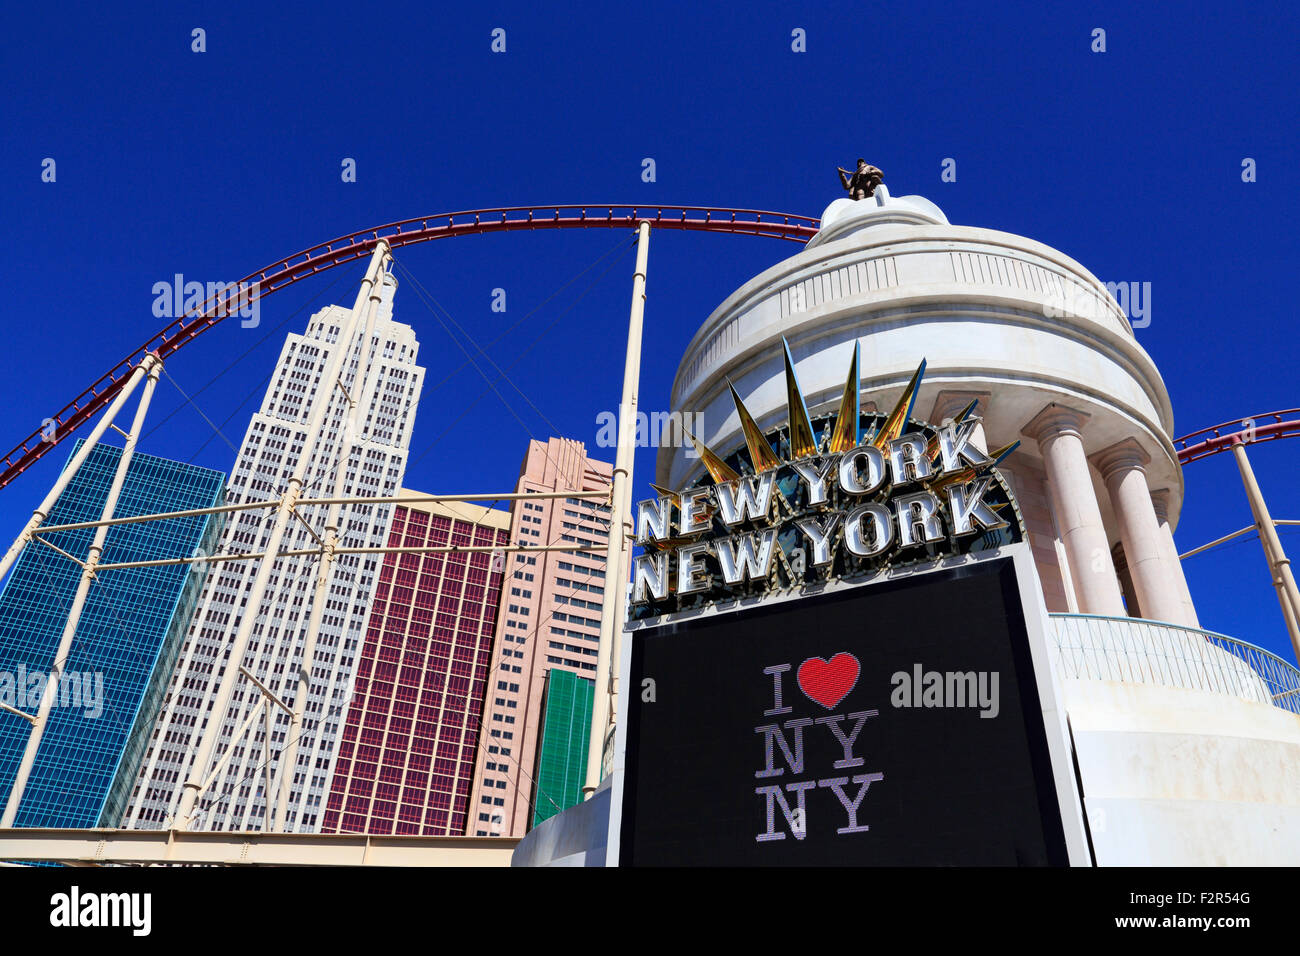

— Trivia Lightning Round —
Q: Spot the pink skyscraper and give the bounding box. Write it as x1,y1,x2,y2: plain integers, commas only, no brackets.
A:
468,438,612,837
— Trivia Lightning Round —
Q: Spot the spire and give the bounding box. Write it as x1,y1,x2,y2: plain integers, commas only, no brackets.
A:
728,381,782,473
871,359,926,451
782,338,818,460
827,342,861,454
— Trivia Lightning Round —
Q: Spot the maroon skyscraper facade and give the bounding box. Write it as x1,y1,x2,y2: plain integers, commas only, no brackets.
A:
321,495,510,836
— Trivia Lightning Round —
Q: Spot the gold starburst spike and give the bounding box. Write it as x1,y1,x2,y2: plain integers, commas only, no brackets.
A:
871,359,927,451
727,380,783,473
649,483,676,501
646,534,700,552
685,428,741,484
926,440,1020,494
925,398,980,462
987,439,1020,468
827,342,861,454
781,338,818,460
983,438,1020,468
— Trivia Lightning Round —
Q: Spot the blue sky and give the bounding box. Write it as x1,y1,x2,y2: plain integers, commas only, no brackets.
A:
0,1,1296,658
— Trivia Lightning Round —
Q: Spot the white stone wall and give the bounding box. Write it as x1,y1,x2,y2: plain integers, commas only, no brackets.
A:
661,220,1174,495
1064,679,1300,865
657,193,1193,627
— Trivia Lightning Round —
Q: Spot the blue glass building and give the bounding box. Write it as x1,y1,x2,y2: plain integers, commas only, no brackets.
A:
0,440,225,827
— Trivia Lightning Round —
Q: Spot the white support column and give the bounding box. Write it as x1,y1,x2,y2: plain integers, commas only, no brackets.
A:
584,221,649,798
262,702,275,832
1047,493,1081,613
274,260,387,832
1021,404,1125,616
1092,438,1187,625
0,360,155,586
1150,489,1201,628
1,357,163,828
607,485,634,780
174,242,391,830
1232,441,1300,662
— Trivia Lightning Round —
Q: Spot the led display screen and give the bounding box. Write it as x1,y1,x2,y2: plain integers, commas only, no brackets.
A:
618,557,1073,866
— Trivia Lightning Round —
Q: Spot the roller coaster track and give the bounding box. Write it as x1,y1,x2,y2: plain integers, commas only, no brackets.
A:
1,200,1292,489
0,205,819,490
1174,410,1300,464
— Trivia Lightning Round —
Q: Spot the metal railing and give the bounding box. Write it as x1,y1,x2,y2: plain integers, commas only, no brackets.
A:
1050,613,1300,716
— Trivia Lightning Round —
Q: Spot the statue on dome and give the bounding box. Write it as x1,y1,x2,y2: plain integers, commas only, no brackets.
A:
837,158,884,200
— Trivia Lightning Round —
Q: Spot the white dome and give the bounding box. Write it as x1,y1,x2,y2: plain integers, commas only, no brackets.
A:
809,184,950,248
657,196,1180,539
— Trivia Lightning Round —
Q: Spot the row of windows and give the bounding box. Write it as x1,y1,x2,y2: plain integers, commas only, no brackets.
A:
548,639,599,657
556,555,606,579
546,655,597,671
556,593,602,611
555,573,602,591
565,496,611,514
552,611,599,628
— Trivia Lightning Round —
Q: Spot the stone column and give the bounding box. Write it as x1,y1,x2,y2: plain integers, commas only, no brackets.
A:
1150,489,1200,628
1110,542,1142,617
1092,438,1185,625
1022,404,1125,615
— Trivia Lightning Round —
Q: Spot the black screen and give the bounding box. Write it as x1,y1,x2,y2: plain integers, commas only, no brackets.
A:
618,558,1072,866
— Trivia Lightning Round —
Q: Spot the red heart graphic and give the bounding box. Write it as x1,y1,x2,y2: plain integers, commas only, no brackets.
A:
797,653,860,710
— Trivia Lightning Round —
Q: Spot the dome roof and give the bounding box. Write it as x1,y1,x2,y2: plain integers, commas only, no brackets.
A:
808,184,950,249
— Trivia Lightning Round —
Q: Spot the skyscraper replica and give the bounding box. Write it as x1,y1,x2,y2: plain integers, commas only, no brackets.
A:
468,437,610,836
123,270,425,832
517,182,1300,867
0,442,225,827
321,495,510,836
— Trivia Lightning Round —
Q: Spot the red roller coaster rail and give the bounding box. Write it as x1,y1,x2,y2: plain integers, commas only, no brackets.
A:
0,205,819,490
4,202,1294,491
1174,411,1300,464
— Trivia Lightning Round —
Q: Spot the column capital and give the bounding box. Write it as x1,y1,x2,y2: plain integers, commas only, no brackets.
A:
1149,487,1172,523
928,389,992,427
1091,437,1152,484
1020,402,1091,443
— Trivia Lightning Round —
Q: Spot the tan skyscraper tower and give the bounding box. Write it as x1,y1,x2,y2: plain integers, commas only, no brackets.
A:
468,438,611,837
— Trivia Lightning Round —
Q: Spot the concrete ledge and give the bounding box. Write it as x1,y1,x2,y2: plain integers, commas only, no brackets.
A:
0,828,518,867
512,778,610,867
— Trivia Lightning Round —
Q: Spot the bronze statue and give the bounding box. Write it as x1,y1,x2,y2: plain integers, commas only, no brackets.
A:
838,158,884,199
